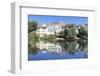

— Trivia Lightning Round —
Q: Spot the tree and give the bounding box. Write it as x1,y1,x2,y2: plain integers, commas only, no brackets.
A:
64,26,77,39
28,31,39,47
78,26,88,39
28,21,38,32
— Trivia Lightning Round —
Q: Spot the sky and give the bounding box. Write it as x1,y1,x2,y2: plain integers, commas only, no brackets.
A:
28,15,88,25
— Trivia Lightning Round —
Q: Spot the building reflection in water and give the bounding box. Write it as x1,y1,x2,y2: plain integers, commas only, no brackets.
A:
28,39,88,60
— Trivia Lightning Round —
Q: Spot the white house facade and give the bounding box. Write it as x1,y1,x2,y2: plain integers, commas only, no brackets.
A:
36,22,66,36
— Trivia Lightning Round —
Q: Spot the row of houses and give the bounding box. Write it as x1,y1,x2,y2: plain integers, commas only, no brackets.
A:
36,22,65,36
35,21,87,37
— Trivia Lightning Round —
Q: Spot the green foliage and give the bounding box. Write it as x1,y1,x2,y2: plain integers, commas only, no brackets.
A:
58,31,65,36
39,35,56,43
28,31,39,47
64,27,77,39
28,21,38,32
78,26,88,39
64,28,70,36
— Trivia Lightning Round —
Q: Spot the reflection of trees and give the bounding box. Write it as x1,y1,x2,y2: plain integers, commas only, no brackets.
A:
28,39,88,56
63,40,78,55
78,39,88,52
28,44,38,55
28,31,39,55
59,39,87,55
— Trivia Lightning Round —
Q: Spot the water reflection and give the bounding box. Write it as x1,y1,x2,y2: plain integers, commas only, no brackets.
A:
28,39,88,60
